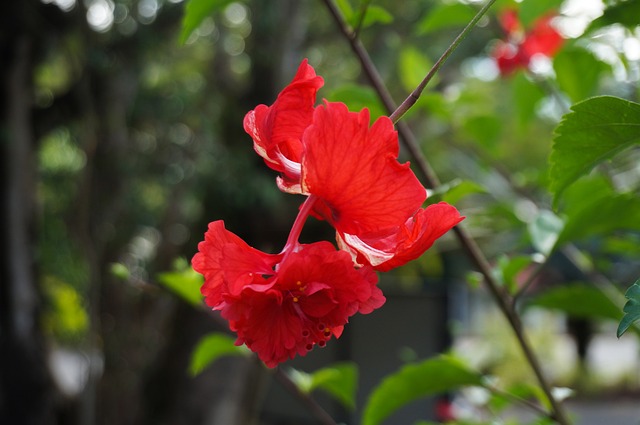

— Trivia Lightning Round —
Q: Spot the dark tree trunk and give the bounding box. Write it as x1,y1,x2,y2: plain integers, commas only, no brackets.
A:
0,2,55,424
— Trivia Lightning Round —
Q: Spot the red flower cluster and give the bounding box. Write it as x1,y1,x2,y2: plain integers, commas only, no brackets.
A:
492,9,564,75
193,60,464,367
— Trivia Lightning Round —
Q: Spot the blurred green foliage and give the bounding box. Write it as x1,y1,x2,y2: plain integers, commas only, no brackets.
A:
27,0,640,422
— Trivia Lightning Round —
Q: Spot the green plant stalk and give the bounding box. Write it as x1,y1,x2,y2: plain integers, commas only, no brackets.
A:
389,0,498,124
321,1,572,424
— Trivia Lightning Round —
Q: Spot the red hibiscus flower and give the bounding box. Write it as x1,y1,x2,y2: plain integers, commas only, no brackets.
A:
492,9,564,75
243,59,324,193
195,60,465,367
301,102,464,271
192,221,384,367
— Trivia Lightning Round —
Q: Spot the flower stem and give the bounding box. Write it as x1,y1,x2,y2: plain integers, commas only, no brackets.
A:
282,194,318,255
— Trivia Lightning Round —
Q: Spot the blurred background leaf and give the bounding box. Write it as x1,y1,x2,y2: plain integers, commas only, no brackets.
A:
189,332,250,376
362,355,483,425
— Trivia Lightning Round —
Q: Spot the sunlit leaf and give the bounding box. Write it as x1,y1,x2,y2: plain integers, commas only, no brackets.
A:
189,332,249,376
180,0,234,44
528,283,622,322
416,3,476,34
110,262,131,280
157,263,204,306
289,362,359,410
43,277,89,340
362,355,483,425
398,46,435,93
335,0,354,23
527,210,564,256
617,280,640,338
588,0,640,32
549,96,640,205
554,48,609,103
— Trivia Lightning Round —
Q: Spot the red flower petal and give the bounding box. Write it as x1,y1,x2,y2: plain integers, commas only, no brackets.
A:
521,14,564,59
195,231,384,367
302,102,427,234
492,11,564,76
499,9,522,36
338,202,464,272
243,59,324,191
191,221,280,308
492,41,528,75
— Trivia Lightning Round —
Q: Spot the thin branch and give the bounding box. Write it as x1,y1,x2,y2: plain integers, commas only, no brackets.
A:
352,0,372,39
512,256,549,307
320,1,572,424
484,382,551,418
389,0,499,124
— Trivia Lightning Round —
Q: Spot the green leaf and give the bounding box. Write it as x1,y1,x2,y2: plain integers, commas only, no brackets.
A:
519,0,564,27
398,46,435,93
511,73,545,130
527,210,564,256
362,355,483,425
157,264,204,306
549,96,640,204
416,3,477,34
180,0,234,44
528,283,622,322
325,84,386,120
289,362,359,410
588,0,640,32
440,179,487,205
335,0,354,23
617,280,640,338
351,5,393,29
462,115,502,152
43,277,89,339
189,332,249,376
557,176,640,246
110,262,131,280
553,48,609,103
495,255,535,293
488,382,550,413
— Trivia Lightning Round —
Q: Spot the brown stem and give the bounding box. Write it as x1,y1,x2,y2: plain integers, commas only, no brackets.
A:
320,1,572,424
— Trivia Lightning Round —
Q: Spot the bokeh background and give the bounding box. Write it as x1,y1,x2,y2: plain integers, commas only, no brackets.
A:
2,0,640,424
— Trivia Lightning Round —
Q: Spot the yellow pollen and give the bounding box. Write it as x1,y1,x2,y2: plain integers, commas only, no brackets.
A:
293,297,299,303
324,327,330,333
296,281,302,286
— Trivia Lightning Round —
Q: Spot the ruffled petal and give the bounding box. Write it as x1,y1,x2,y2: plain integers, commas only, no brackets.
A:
191,221,280,308
214,240,385,367
302,102,426,234
339,202,465,272
243,59,324,191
